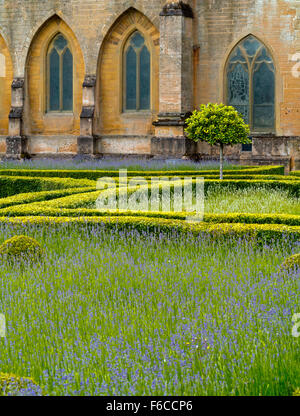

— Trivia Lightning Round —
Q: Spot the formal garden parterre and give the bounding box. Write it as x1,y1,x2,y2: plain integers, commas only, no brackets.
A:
0,163,299,396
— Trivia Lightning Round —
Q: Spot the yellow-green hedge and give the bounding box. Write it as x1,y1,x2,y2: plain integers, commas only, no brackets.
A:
0,372,41,396
0,216,298,242
0,176,95,198
0,165,285,180
1,205,300,226
280,253,300,271
0,187,95,209
0,235,43,262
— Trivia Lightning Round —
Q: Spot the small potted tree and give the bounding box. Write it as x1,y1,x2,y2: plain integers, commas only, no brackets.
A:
185,103,251,179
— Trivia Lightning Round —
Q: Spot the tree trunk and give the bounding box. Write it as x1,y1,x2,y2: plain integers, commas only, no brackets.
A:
220,143,224,180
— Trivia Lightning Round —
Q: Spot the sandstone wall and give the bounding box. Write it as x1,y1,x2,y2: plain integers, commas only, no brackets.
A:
0,0,299,163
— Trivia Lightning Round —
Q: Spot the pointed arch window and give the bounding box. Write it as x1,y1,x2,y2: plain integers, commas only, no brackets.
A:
47,34,73,112
226,36,275,131
124,31,150,111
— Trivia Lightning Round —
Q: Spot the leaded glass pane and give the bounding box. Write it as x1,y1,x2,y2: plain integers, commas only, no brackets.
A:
242,36,260,58
227,63,249,123
62,48,73,111
255,47,273,64
140,46,150,110
253,61,275,129
253,62,274,105
253,105,274,129
54,35,68,51
227,36,275,131
49,48,60,111
131,32,145,49
229,47,247,64
126,46,137,110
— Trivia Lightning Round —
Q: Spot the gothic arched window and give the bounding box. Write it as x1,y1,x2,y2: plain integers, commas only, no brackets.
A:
226,36,275,131
124,31,150,111
47,34,73,112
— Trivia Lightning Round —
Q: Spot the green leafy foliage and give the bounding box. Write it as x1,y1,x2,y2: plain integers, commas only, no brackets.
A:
185,103,251,146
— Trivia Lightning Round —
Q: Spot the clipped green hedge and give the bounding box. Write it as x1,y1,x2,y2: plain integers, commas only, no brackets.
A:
1,178,299,215
0,187,95,209
96,177,300,198
40,178,300,202
1,204,300,226
280,253,300,271
290,171,300,177
293,388,300,396
0,165,285,180
0,216,298,242
39,178,300,202
0,235,43,262
0,372,42,396
151,174,299,180
0,176,95,198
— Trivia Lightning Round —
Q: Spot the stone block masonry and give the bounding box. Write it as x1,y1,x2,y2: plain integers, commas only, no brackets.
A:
0,0,298,168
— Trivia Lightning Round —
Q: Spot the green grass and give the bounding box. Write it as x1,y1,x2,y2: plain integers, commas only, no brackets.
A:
0,223,299,396
205,187,300,215
30,185,299,216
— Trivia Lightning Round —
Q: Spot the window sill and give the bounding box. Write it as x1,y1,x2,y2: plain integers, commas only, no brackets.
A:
250,130,275,135
44,112,74,117
121,111,153,119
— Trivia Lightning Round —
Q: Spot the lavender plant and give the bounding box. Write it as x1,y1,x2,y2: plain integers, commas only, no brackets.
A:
0,222,299,396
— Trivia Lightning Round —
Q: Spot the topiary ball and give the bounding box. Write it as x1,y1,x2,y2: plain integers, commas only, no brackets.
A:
0,235,43,263
280,253,300,272
293,388,300,396
0,372,42,396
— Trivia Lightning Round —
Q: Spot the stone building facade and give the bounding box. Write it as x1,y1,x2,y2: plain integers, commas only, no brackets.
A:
0,0,300,168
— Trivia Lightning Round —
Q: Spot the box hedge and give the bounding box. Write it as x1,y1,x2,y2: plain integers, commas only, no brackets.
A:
0,216,298,243
0,165,285,180
2,205,299,226
0,176,95,198
0,187,94,209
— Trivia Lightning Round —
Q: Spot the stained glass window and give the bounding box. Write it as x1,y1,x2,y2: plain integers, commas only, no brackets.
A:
47,34,73,112
124,32,150,111
226,36,275,131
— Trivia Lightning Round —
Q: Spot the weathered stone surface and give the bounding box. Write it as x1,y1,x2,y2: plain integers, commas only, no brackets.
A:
6,136,28,159
151,137,196,157
0,0,298,166
160,1,194,18
77,136,96,155
99,136,151,155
